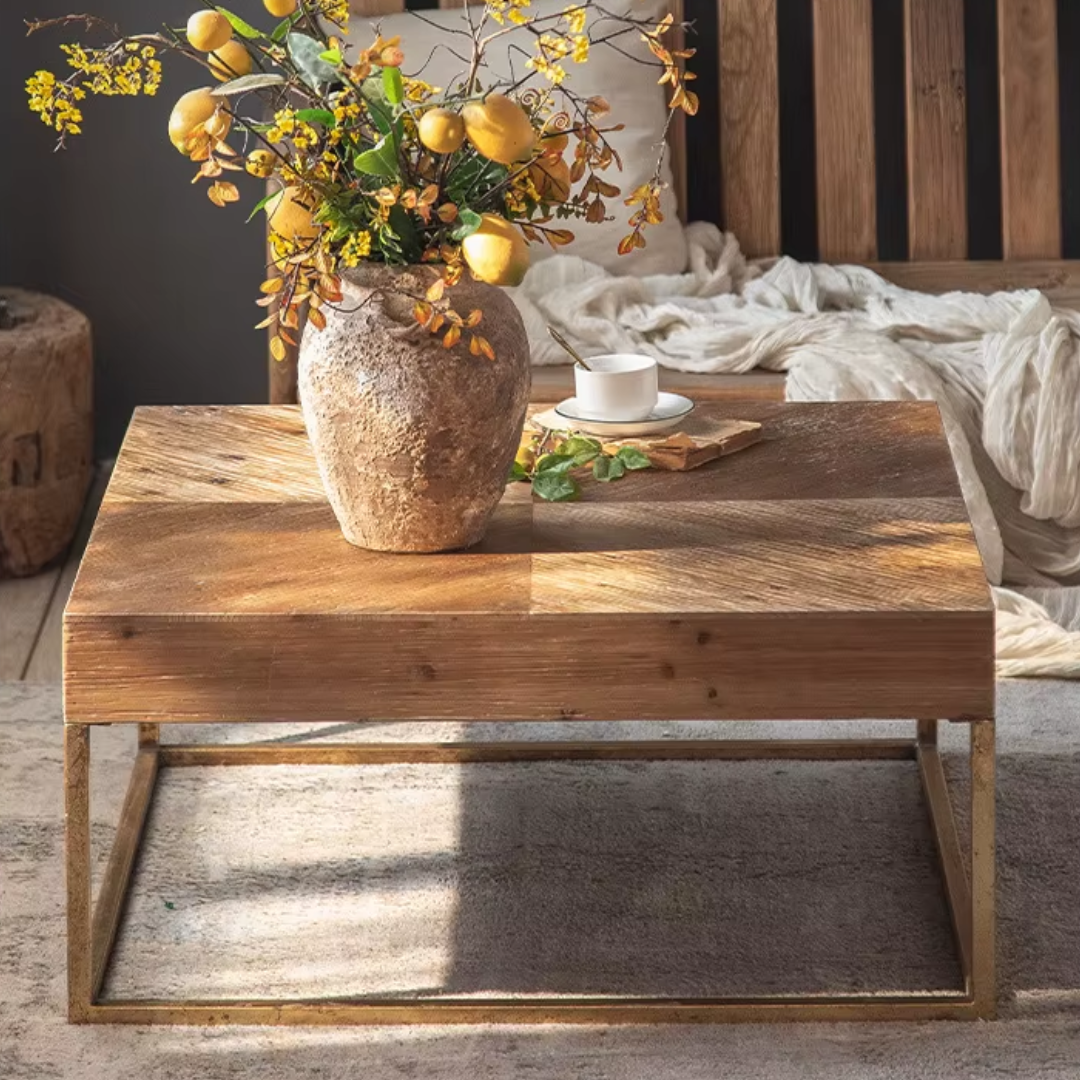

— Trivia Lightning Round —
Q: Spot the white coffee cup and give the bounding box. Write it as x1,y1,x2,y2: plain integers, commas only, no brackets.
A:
573,354,659,421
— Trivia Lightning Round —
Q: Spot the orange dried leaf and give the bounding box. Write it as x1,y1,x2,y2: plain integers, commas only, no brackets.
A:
279,328,298,347
465,309,483,328
437,202,458,223
617,234,636,256
260,277,284,294
413,301,433,326
269,335,287,362
469,334,482,356
426,278,446,302
443,325,461,348
476,335,495,360
307,307,327,331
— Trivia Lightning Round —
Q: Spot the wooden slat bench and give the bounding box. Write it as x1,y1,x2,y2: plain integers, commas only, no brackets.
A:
268,0,1080,405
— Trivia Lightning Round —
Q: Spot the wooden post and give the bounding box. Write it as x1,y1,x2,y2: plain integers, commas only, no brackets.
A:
0,289,92,577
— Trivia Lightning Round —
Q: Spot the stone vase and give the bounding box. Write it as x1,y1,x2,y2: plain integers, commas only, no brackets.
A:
298,264,531,552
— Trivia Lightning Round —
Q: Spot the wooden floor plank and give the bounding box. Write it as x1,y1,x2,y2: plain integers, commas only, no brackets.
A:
23,464,112,684
0,566,61,681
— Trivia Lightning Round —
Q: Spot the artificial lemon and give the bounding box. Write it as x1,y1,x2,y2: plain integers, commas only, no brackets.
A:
461,213,530,287
186,10,232,52
529,156,572,203
266,186,320,241
245,149,276,178
167,87,229,152
263,0,297,15
418,108,466,155
461,93,535,165
209,39,252,81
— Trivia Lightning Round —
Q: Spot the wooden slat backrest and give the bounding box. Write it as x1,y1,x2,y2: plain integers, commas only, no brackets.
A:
812,0,877,262
717,0,779,257
904,0,967,259
998,0,1061,259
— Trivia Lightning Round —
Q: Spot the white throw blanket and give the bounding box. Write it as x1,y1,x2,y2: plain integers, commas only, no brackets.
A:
514,223,1080,678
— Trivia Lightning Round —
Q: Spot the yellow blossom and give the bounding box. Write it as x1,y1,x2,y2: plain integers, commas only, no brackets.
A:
564,5,587,34
339,231,372,267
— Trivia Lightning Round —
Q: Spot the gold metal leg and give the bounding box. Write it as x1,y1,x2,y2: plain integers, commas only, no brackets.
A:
969,720,996,1018
68,727,996,1025
64,724,92,1023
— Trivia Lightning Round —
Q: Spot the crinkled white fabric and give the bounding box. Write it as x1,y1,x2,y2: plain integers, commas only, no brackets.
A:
513,223,1080,678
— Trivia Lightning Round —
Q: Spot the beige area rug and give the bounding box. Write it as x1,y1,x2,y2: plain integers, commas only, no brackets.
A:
3,680,1080,1078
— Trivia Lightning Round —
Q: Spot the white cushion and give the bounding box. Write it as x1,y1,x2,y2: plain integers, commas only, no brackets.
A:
344,0,688,276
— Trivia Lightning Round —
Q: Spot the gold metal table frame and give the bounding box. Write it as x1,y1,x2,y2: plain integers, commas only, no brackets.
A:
65,716,995,1025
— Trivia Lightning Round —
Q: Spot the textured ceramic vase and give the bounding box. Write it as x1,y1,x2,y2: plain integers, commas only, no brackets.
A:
298,264,531,552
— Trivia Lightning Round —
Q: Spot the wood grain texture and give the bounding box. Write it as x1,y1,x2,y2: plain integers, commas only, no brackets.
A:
349,0,406,14
904,0,967,259
24,464,110,683
0,288,93,576
718,0,780,256
64,403,993,724
813,0,877,262
998,0,1061,259
870,258,1080,306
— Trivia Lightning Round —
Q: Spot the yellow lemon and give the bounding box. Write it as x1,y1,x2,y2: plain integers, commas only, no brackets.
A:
186,10,232,52
167,87,229,152
263,0,297,15
209,39,252,81
529,156,572,203
245,149,276,178
461,214,530,287
418,108,466,155
266,186,320,242
461,94,535,165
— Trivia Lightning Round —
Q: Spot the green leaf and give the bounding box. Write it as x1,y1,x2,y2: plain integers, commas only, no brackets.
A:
246,188,279,223
271,16,295,42
288,32,340,90
449,208,483,241
295,107,336,125
353,136,399,177
320,47,343,65
536,452,576,476
615,445,652,470
593,455,627,482
215,7,262,39
360,78,394,136
508,460,529,482
382,65,404,105
562,435,602,465
532,471,580,502
211,72,286,96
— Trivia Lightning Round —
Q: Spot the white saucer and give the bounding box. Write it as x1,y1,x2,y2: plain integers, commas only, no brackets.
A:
553,393,695,437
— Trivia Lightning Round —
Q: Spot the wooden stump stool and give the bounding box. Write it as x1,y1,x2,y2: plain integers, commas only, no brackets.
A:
0,288,92,577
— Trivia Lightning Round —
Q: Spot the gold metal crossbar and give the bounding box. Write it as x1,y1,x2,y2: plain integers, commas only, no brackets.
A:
65,719,995,1024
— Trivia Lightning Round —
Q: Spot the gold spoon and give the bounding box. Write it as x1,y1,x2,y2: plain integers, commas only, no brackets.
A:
546,325,593,371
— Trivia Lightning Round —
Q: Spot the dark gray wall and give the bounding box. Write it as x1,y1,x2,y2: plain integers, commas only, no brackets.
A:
2,0,266,457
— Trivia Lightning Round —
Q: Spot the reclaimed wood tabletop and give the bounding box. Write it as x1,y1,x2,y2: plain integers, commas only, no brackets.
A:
63,401,993,725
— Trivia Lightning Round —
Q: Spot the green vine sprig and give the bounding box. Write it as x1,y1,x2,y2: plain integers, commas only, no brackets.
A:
511,429,651,501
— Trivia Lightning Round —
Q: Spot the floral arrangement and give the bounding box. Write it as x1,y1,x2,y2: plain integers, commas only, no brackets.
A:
26,1,696,363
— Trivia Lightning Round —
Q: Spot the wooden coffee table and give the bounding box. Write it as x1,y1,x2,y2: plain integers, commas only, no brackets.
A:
63,401,995,1025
